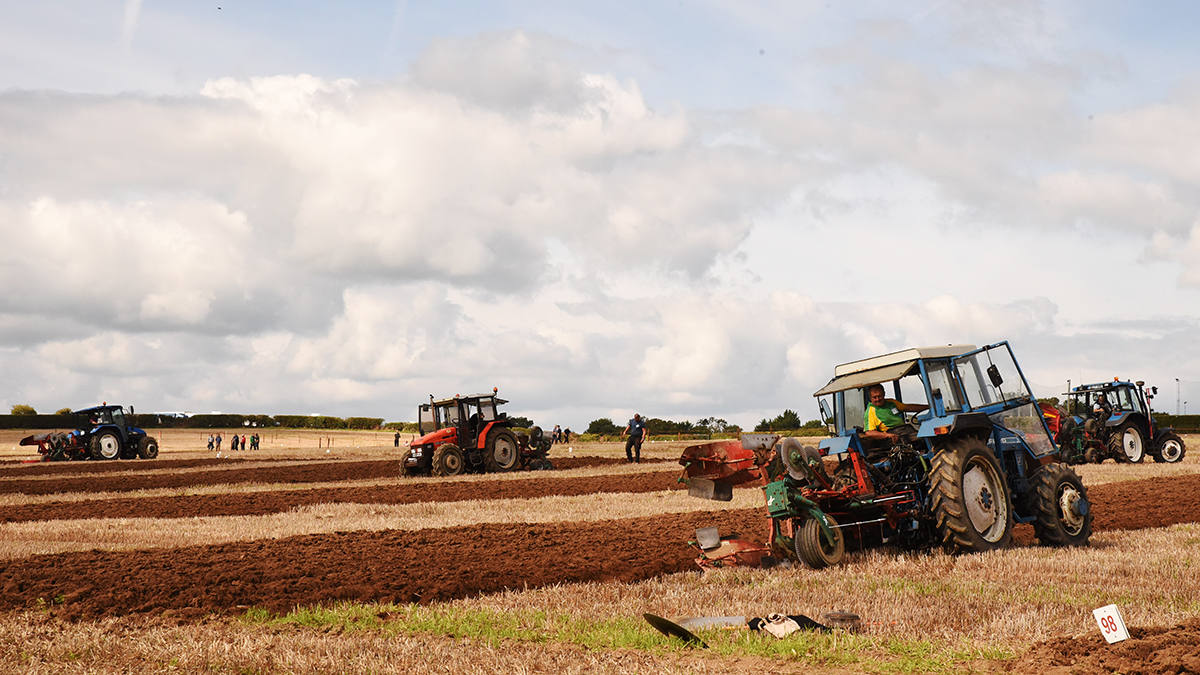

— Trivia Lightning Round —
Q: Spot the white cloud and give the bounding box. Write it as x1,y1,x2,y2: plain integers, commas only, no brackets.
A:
2,24,1200,424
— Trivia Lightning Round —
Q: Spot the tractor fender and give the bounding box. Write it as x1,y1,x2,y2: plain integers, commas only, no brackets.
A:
1153,426,1179,445
917,412,992,439
1106,411,1131,427
476,420,509,449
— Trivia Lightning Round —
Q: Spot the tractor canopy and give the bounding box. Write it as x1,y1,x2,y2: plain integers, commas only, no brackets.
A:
813,341,1056,458
73,405,134,431
413,393,509,447
1062,381,1152,426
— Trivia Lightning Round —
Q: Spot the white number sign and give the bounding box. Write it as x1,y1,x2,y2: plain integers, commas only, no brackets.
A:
1092,604,1129,644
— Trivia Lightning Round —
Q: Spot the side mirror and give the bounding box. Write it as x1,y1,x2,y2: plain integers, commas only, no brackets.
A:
986,364,1004,388
129,406,135,416
818,399,835,433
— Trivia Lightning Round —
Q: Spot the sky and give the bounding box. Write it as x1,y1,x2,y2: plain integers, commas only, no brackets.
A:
2,0,1199,428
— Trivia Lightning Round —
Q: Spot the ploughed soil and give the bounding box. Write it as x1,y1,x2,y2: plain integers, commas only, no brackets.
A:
0,473,1197,622
0,469,688,523
0,456,654,497
1002,616,1200,675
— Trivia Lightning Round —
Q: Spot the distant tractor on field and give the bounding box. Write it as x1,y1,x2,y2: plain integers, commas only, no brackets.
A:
1043,380,1186,464
401,389,552,477
20,404,158,461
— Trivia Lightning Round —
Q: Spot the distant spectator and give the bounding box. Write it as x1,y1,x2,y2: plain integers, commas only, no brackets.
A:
622,414,646,464
250,433,259,451
553,425,562,444
562,428,571,443
215,433,223,452
231,434,239,451
241,434,247,451
394,431,401,447
207,434,214,451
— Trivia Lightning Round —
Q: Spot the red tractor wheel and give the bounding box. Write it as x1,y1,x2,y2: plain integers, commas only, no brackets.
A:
431,444,465,477
485,429,520,473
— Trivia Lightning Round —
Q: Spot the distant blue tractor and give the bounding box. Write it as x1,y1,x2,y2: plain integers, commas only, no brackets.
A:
20,404,158,461
1047,380,1186,464
682,342,1091,569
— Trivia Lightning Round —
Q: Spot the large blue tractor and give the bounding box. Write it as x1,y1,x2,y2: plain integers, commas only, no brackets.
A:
681,342,1091,569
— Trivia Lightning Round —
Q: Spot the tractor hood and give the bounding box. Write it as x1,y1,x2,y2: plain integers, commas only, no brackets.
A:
413,427,456,447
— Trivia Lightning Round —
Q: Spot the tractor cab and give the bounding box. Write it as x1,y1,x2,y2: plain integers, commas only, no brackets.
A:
417,393,506,449
814,342,1058,464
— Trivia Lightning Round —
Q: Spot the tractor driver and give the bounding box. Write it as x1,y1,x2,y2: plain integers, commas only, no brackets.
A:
863,383,928,443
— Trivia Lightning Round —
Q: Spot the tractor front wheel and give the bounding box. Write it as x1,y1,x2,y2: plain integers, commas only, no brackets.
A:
1154,433,1186,464
431,444,465,477
90,433,121,461
1109,423,1145,463
1027,463,1092,547
793,514,844,569
485,429,520,473
930,436,1013,553
137,436,159,459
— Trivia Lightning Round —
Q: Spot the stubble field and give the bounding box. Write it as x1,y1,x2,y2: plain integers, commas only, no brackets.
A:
0,428,1198,674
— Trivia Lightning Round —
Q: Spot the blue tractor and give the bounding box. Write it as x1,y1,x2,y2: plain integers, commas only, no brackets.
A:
1049,380,1186,464
682,342,1091,570
20,404,158,461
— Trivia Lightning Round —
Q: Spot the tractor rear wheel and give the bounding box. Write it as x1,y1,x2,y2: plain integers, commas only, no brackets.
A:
485,429,520,473
1154,433,1186,463
431,444,465,477
929,436,1013,553
1027,463,1091,547
1108,423,1145,463
793,514,844,569
137,436,159,459
90,432,121,461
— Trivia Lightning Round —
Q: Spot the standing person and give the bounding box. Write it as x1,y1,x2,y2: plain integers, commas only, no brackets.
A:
621,414,646,463
231,434,239,451
252,433,260,451
553,425,562,444
241,434,247,451
562,427,571,443
394,431,401,447
207,434,214,451
215,432,223,452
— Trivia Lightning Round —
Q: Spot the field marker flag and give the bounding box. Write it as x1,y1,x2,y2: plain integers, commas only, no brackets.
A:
1093,604,1129,643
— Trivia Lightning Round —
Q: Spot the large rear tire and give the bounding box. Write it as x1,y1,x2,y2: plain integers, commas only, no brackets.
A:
1027,463,1092,547
90,432,121,461
431,444,465,477
485,429,520,473
1109,423,1145,463
137,436,159,459
1154,433,1186,464
929,436,1013,553
793,514,844,569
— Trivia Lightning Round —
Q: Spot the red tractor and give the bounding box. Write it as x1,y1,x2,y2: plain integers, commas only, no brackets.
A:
401,389,550,477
